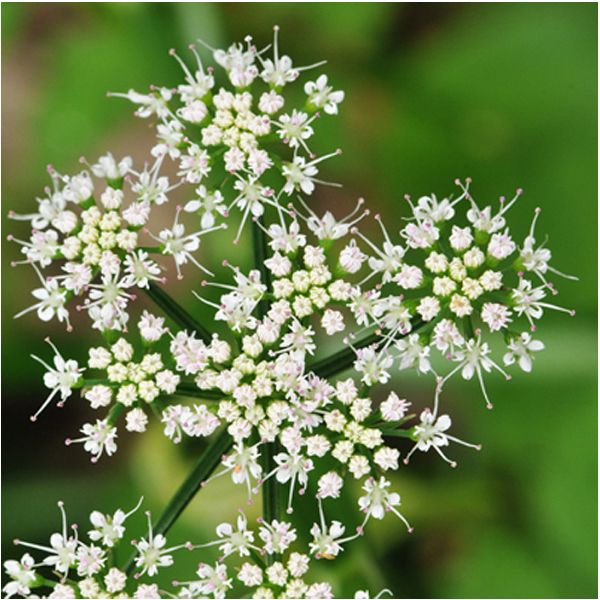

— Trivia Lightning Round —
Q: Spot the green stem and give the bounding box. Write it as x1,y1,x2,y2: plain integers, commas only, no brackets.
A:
251,217,272,320
124,427,233,575
260,440,281,567
143,281,212,344
250,218,281,565
173,382,228,401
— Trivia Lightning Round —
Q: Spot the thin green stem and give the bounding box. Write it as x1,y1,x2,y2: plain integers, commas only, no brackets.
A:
250,218,281,565
259,440,281,567
124,427,233,575
251,217,271,320
173,382,228,401
143,281,212,343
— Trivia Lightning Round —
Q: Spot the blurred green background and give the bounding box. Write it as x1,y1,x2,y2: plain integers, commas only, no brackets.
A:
1,3,597,598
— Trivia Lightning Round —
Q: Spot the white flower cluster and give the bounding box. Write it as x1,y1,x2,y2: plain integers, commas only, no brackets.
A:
5,27,575,600
4,499,389,599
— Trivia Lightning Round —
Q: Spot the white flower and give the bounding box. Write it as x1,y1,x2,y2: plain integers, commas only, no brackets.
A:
425,251,448,275
220,443,263,498
91,152,132,180
306,435,331,457
259,89,285,114
413,192,465,223
349,454,371,479
161,404,193,443
354,346,394,386
224,145,246,172
511,277,574,330
339,239,367,273
432,318,465,357
194,513,257,560
449,293,473,317
488,229,516,260
112,87,174,120
14,501,77,577
247,148,274,176
306,582,334,599
85,271,134,332
75,543,106,577
89,498,143,547
130,159,177,206
466,187,521,234
11,228,60,267
14,271,70,330
280,320,316,356
321,309,345,335
134,511,190,577
104,567,127,593
405,408,481,467
401,219,439,249
276,109,315,154
479,270,502,292
272,452,314,512
66,419,118,462
152,120,184,158
48,583,77,599
395,333,431,373
178,143,212,184
395,264,423,289
305,74,345,114
133,583,162,599
448,225,473,251
30,338,83,421
317,471,344,499
157,208,218,278
481,302,512,332
214,39,258,87
138,310,167,342
432,275,456,297
503,332,545,372
416,296,441,321
258,520,297,554
178,98,209,124
85,384,112,409
380,392,411,422
519,207,577,285
445,333,510,409
238,562,264,586
126,408,149,432
2,553,36,598
305,200,366,241
282,151,340,195
122,250,162,288
374,446,400,471
192,562,233,598
171,45,215,102
260,26,300,87
358,476,411,530
309,518,347,559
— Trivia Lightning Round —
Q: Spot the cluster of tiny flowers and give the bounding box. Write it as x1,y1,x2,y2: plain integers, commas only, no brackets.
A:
5,28,576,600
8,151,227,334
3,500,390,600
345,180,576,414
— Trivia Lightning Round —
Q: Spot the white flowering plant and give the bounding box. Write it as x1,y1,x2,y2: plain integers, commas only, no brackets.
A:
4,26,577,599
